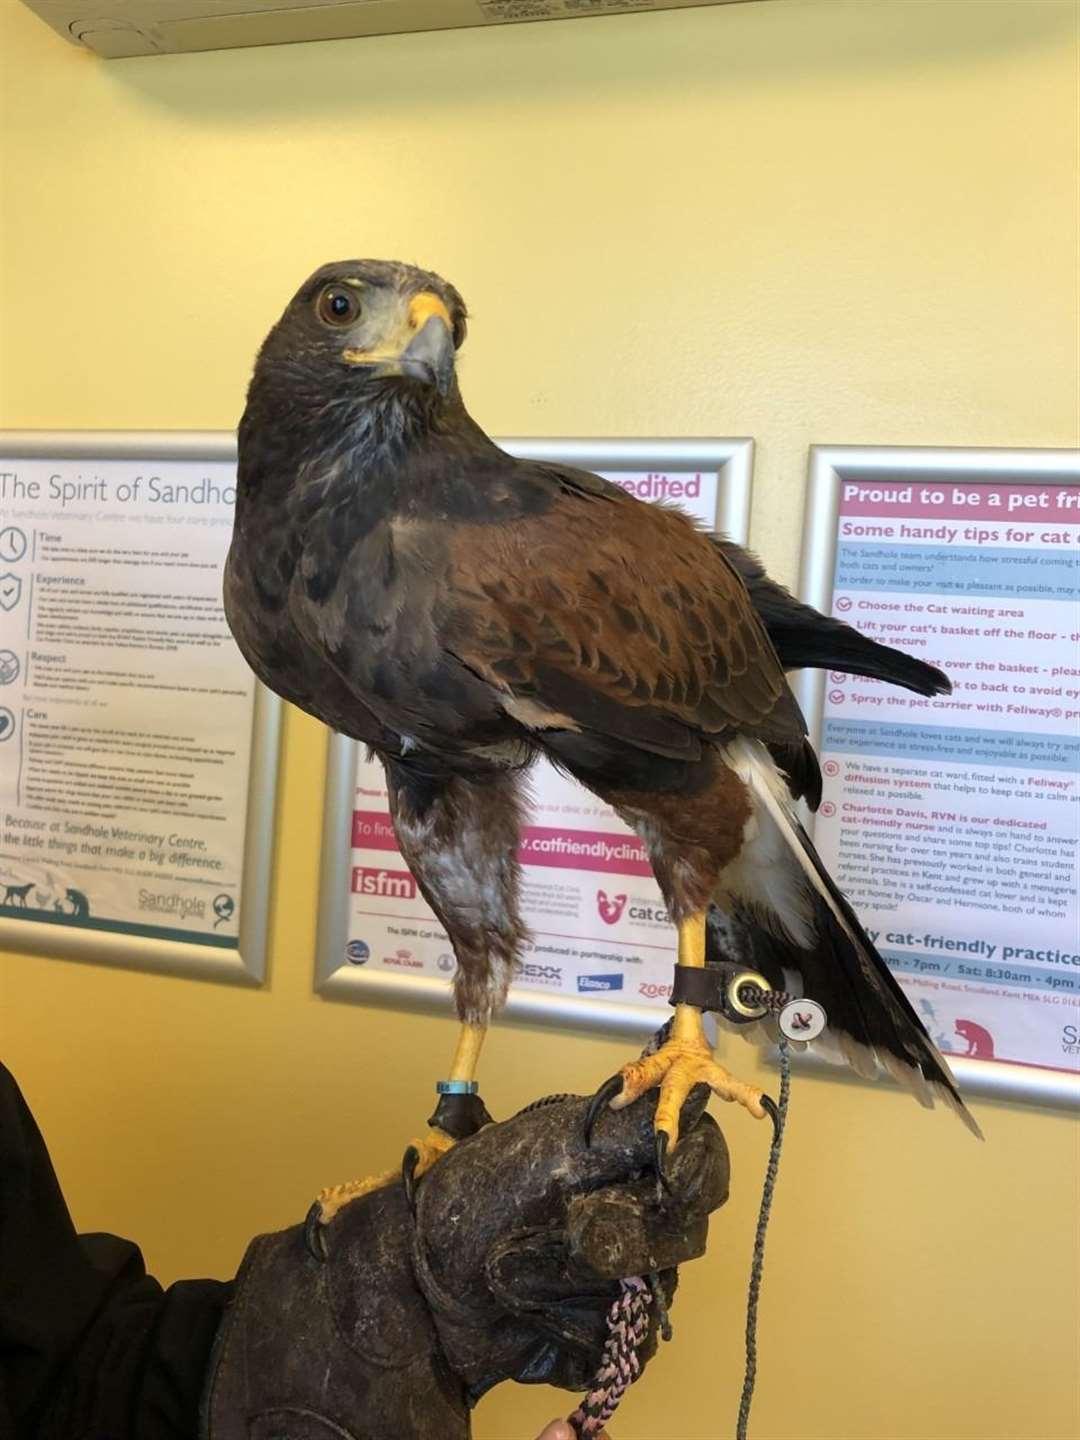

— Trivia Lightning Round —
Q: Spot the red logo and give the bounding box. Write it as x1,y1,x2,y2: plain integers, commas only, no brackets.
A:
597,889,628,925
954,1019,994,1059
639,981,673,1000
384,948,422,969
352,866,417,899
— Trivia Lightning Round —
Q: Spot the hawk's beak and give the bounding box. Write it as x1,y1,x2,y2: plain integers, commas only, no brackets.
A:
343,291,455,396
401,294,455,397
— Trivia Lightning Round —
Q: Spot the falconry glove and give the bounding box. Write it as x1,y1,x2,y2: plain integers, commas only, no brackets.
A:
201,1089,728,1440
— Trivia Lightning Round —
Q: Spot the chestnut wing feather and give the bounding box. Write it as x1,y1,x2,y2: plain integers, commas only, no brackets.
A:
443,485,807,760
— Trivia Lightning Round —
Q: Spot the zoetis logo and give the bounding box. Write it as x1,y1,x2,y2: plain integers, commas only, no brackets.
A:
352,866,416,899
596,890,628,925
638,981,673,1000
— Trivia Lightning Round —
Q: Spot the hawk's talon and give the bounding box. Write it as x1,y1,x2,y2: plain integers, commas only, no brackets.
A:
761,1093,780,1137
594,1034,765,1153
583,1074,625,1147
305,1130,456,1241
654,1130,672,1192
402,1144,421,1218
303,1201,329,1263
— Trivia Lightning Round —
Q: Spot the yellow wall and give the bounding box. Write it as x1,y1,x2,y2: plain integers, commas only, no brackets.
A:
2,2,1078,1437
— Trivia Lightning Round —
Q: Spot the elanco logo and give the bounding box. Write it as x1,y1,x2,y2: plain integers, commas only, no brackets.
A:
596,890,628,925
578,974,624,993
352,866,416,899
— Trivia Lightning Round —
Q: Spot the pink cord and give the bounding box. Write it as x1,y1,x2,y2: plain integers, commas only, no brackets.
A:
568,1277,653,1437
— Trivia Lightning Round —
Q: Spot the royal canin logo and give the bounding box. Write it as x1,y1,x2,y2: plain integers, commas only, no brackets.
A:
352,866,417,899
383,948,422,969
596,890,628,925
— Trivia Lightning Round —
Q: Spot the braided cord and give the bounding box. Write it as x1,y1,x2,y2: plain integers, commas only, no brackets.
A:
736,1030,790,1440
738,982,796,1012
566,999,793,1440
568,1277,653,1437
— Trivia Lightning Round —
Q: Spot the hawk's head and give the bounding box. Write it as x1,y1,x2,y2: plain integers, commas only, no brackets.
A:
249,258,468,426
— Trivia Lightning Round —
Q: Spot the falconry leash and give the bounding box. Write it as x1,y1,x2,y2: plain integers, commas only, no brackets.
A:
568,971,825,1440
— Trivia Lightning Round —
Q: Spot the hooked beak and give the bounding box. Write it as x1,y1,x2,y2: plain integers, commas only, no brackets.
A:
342,291,456,397
401,310,455,396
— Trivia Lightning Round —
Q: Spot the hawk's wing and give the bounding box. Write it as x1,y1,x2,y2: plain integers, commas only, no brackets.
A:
440,463,809,769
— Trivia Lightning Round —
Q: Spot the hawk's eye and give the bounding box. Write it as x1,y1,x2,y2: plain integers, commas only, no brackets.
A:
317,285,361,326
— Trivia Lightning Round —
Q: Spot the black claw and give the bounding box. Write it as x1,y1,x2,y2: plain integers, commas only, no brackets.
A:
303,1201,328,1262
761,1093,781,1137
583,1074,624,1148
653,1130,673,1193
402,1145,421,1218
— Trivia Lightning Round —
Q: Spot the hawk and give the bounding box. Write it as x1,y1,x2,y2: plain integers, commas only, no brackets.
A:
225,260,979,1225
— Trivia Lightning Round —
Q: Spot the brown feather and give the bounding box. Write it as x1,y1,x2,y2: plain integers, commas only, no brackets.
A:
442,492,804,758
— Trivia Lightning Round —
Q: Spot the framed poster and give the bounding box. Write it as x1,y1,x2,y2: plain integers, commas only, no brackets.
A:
795,445,1079,1108
316,438,753,1033
0,431,281,984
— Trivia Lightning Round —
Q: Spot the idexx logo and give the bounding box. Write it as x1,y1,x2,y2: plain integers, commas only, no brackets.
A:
578,974,624,993
1062,1024,1079,1057
352,866,417,899
521,962,563,986
346,939,370,965
596,890,628,925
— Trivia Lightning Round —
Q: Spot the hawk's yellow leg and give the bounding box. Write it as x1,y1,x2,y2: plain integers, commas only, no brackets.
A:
311,1022,487,1228
608,913,765,1153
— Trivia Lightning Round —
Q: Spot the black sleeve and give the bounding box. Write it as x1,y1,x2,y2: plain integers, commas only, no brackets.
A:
0,1062,231,1440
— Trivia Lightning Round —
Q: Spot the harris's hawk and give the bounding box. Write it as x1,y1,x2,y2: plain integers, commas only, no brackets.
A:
225,260,979,1226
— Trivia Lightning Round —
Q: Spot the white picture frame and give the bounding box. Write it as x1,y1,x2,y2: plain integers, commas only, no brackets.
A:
794,444,1079,1110
0,431,281,986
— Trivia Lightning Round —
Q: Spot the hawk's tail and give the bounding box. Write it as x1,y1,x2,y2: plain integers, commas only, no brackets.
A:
718,739,982,1138
715,538,952,696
